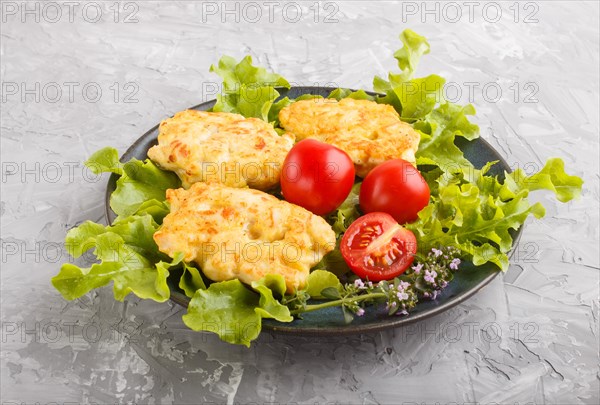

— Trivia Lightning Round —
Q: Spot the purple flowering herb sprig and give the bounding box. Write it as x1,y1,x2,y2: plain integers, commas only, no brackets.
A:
339,278,420,322
408,246,462,300
288,246,460,323
289,277,418,324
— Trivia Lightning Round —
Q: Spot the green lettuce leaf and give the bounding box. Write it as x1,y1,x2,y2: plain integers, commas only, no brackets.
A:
313,240,351,278
374,90,403,115
85,146,123,175
306,270,342,298
210,55,290,122
368,30,479,172
132,199,171,225
268,96,293,126
251,275,293,321
182,279,262,346
393,75,446,121
53,214,176,302
407,159,583,271
373,29,431,92
210,55,289,92
327,183,362,235
502,158,583,203
111,159,180,219
414,102,480,170
85,147,181,221
215,85,283,122
328,88,375,101
179,261,206,298
182,275,292,346
317,184,362,278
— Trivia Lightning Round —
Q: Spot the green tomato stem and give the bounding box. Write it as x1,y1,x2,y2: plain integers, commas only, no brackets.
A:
290,292,387,315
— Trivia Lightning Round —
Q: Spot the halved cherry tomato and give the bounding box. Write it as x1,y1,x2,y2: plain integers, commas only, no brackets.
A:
280,139,355,215
340,212,417,281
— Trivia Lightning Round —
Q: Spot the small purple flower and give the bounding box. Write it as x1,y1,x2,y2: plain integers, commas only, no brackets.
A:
367,281,373,288
450,258,461,270
440,281,448,288
356,308,365,316
424,269,437,284
431,290,439,300
396,291,409,301
354,279,365,289
431,248,443,257
397,280,410,292
412,263,423,274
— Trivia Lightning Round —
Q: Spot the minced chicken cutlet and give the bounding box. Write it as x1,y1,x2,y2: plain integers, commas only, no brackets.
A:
153,182,336,293
278,98,420,177
148,110,294,190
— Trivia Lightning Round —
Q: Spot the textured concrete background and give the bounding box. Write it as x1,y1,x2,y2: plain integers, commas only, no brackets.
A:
1,1,599,404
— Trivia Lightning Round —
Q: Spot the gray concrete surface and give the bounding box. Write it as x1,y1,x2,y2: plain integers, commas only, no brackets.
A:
1,1,599,404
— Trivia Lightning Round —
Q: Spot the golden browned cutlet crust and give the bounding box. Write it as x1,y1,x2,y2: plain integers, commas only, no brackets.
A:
148,110,294,190
153,182,336,293
279,98,420,177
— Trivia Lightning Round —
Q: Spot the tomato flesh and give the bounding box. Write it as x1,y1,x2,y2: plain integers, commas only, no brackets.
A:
341,212,417,281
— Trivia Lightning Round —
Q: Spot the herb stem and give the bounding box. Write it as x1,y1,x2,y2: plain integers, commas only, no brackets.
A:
290,292,387,315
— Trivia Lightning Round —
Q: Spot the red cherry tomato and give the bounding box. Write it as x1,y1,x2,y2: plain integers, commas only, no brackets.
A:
359,159,430,224
340,212,417,281
281,139,355,215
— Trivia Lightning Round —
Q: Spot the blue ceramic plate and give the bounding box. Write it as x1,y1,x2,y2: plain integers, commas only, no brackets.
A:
106,87,520,336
